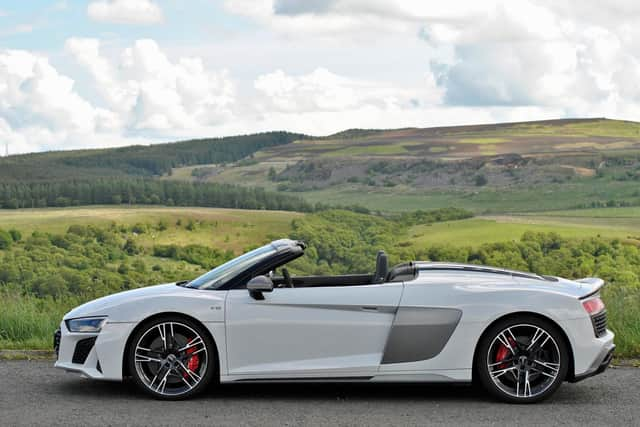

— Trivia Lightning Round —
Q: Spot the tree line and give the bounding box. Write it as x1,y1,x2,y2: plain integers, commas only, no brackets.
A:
0,178,314,212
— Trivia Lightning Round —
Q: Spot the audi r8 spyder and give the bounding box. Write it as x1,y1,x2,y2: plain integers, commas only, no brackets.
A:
54,239,615,403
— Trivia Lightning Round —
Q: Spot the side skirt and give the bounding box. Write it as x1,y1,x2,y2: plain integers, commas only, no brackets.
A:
227,376,373,383
220,370,471,384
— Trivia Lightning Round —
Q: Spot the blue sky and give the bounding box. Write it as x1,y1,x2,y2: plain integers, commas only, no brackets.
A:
1,0,639,154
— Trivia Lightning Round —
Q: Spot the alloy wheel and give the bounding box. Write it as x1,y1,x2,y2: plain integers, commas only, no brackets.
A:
133,321,209,396
486,324,561,399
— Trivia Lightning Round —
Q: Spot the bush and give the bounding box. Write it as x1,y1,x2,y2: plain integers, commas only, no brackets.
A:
0,229,12,249
123,238,141,255
474,174,488,186
8,229,21,242
131,223,147,234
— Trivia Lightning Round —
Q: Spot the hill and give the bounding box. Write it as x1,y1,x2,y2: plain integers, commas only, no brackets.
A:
0,131,307,182
3,118,640,213
168,118,640,213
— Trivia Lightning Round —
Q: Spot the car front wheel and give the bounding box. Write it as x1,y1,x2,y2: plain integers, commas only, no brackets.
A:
127,315,216,399
476,316,569,403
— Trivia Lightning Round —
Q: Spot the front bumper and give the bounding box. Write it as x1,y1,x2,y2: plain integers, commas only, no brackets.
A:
53,321,135,381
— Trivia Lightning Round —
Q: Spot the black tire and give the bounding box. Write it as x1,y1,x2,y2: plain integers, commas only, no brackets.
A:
127,315,217,400
475,315,569,404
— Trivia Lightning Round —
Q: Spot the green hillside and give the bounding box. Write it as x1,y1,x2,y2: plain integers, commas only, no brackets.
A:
0,131,306,182
3,118,640,213
168,118,640,213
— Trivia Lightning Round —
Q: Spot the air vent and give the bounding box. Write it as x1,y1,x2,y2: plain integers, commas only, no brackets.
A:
72,337,96,364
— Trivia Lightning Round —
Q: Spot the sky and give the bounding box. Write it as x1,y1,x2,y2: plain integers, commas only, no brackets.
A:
1,0,640,154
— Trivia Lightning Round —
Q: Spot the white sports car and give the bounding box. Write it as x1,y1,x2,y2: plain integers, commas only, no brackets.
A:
54,239,615,403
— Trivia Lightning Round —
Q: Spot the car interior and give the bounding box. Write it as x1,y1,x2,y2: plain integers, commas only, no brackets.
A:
269,250,418,288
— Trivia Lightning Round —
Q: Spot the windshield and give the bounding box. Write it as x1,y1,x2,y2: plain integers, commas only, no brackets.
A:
186,244,277,290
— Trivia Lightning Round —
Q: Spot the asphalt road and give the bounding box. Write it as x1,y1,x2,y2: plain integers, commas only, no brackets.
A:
0,361,638,427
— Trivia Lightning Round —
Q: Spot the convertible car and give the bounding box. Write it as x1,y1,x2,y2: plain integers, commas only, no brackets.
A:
54,239,614,403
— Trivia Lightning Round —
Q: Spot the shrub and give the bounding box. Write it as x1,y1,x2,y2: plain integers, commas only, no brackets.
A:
0,229,12,250
8,229,21,242
474,174,488,186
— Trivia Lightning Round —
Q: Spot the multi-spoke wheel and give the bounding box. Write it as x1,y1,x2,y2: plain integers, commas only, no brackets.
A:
127,316,216,399
476,316,569,403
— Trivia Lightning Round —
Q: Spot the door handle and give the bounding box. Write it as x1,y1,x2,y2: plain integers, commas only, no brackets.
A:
361,306,379,312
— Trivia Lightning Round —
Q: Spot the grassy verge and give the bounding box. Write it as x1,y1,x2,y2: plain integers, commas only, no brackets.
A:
0,293,75,350
603,286,640,357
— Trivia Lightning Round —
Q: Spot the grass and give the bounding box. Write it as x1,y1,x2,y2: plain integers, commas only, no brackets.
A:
458,137,508,144
328,144,408,156
296,179,640,213
603,286,640,357
405,217,638,248
0,293,74,350
524,206,640,218
0,206,300,253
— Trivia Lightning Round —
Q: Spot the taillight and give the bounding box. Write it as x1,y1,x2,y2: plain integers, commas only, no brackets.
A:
583,296,605,315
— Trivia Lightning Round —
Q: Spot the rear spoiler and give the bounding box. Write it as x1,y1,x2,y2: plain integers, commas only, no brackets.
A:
575,277,605,299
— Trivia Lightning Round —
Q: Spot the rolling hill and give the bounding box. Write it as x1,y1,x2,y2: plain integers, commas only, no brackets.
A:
167,118,640,212
2,118,640,213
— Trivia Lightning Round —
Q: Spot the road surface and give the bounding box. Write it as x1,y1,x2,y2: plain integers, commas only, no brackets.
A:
0,360,637,426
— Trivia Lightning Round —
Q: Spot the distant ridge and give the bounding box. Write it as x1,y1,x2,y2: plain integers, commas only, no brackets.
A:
2,117,639,184
324,117,612,139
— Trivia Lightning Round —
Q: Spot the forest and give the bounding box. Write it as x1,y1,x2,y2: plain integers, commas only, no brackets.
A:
0,178,313,212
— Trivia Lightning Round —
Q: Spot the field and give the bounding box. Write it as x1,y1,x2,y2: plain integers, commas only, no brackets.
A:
407,216,640,248
293,180,640,213
0,206,300,252
2,204,636,253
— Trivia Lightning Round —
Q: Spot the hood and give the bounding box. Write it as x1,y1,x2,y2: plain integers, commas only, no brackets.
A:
64,283,183,320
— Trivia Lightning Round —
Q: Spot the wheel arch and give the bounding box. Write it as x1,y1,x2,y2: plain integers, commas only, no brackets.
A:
471,311,575,382
121,311,221,379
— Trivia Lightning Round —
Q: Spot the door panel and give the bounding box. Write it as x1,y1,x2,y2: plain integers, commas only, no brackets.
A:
225,283,403,376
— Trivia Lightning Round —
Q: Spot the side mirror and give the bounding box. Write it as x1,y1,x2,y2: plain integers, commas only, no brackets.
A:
247,275,274,300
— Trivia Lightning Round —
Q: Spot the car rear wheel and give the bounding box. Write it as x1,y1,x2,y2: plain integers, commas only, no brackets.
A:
127,315,216,400
476,315,569,403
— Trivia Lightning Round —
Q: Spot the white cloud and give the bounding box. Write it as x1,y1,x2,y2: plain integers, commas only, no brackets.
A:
0,39,236,153
0,49,124,153
4,1,640,154
65,38,235,133
246,67,564,136
87,0,163,25
253,68,442,113
0,49,114,133
225,0,640,116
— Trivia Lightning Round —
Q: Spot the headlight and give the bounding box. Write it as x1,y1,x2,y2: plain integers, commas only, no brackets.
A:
65,316,108,333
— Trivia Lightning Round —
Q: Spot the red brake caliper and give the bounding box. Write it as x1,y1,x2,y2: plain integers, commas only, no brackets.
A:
184,338,200,378
495,337,517,369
